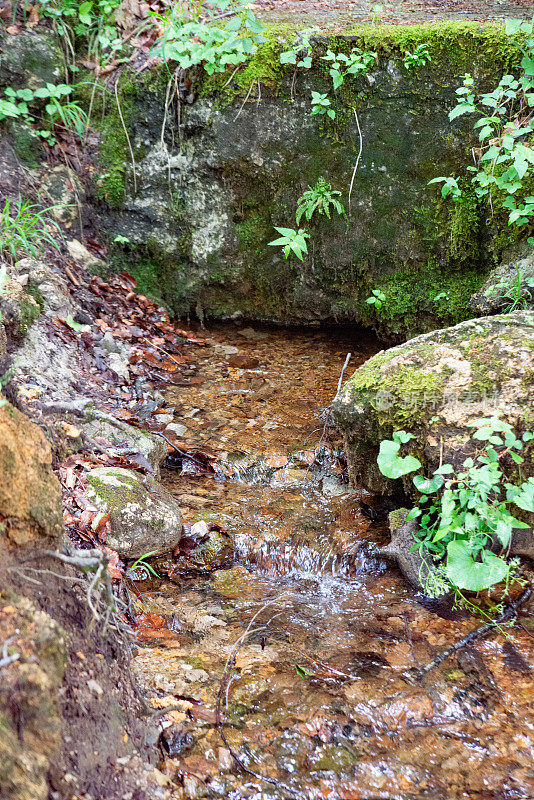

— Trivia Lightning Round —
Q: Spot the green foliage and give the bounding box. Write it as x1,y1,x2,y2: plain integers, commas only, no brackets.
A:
378,418,534,595
377,430,422,479
310,91,334,119
0,82,87,144
295,177,346,224
268,226,309,260
0,196,62,264
127,551,159,579
321,46,376,90
484,262,534,311
152,0,266,75
37,0,124,66
280,27,319,69
402,43,431,70
429,18,534,245
365,288,386,311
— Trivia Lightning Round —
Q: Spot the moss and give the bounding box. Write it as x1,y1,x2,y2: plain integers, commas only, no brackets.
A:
87,473,136,504
361,260,485,338
26,283,44,311
10,123,43,168
17,296,40,336
448,188,480,266
347,352,450,426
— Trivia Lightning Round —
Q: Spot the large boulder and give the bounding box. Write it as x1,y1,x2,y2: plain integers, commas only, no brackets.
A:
0,402,63,547
332,311,534,497
86,467,181,560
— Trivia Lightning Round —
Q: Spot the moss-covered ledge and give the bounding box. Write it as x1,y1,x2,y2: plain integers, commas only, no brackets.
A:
88,21,528,335
332,310,534,494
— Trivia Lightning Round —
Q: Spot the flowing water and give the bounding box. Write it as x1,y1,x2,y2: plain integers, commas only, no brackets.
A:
131,324,534,800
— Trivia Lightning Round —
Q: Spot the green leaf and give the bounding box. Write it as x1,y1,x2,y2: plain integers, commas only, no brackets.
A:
377,440,422,480
78,1,93,25
512,479,534,512
413,474,445,494
65,314,83,332
445,540,509,591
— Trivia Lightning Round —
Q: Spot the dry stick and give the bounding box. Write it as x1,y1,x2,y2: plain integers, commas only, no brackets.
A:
234,80,255,121
0,636,20,669
335,352,352,397
142,337,185,367
416,587,532,678
348,106,363,213
114,78,137,194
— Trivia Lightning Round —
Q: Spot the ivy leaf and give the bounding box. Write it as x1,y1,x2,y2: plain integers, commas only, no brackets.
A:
445,540,509,591
377,440,421,480
413,474,445,494
512,479,534,512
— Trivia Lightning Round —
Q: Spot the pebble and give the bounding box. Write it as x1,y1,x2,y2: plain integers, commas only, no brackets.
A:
237,327,269,340
166,422,188,437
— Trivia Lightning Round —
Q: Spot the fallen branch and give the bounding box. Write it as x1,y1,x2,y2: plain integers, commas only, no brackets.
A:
415,587,532,678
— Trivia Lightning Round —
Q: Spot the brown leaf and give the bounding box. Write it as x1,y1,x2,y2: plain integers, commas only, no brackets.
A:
6,24,20,33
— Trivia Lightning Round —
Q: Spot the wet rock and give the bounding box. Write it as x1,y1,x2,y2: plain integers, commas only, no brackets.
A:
81,415,168,475
228,353,260,369
165,422,187,437
86,467,182,560
470,251,534,315
332,311,534,499
0,402,63,546
377,509,436,590
308,744,359,772
237,327,268,341
174,522,233,573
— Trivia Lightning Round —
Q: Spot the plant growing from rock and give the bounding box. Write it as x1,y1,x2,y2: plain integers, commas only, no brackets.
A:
377,418,534,595
429,18,534,245
310,91,335,119
402,43,431,70
0,82,87,144
296,177,346,224
268,227,310,261
365,288,386,311
152,0,266,76
484,262,534,312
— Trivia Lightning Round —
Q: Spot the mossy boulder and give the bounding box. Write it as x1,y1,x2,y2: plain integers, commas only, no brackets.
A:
0,274,41,339
332,311,534,496
86,467,181,560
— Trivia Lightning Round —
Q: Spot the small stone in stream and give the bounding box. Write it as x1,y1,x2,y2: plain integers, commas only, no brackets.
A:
182,667,209,682
272,467,313,485
177,494,212,509
378,509,437,590
212,342,239,356
218,748,233,771
237,327,268,340
73,310,92,326
155,413,173,424
166,422,187,437
193,615,227,632
160,727,193,757
321,476,353,498
87,679,103,697
107,352,130,382
228,354,260,369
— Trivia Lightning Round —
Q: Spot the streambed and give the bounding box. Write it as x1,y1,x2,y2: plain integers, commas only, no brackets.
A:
131,324,534,800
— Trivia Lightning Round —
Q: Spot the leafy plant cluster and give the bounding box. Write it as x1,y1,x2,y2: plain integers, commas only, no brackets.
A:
0,82,87,144
377,419,534,595
268,176,346,261
37,0,124,66
152,0,266,76
430,18,534,246
484,262,534,312
0,196,62,265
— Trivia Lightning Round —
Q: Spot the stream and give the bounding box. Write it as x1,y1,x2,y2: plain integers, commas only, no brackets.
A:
130,324,534,800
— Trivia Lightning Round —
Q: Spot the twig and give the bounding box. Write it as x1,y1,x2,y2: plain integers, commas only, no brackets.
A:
335,352,351,398
234,81,255,122
0,636,20,669
415,587,532,678
114,78,137,195
348,106,363,212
